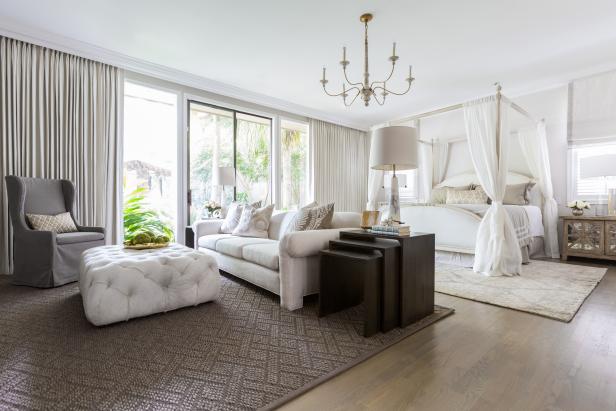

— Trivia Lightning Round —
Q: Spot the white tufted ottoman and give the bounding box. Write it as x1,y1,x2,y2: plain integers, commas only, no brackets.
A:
79,244,220,326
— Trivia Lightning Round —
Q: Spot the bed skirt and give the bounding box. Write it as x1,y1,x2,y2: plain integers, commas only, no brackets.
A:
436,236,545,268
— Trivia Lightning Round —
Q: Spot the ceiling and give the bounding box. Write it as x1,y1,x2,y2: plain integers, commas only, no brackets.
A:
2,0,616,130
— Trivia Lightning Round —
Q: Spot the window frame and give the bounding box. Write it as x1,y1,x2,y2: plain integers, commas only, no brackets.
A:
568,141,616,204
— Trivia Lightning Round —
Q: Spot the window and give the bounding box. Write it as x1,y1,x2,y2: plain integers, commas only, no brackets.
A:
123,82,178,238
279,119,310,210
187,101,272,223
570,143,616,202
384,170,418,203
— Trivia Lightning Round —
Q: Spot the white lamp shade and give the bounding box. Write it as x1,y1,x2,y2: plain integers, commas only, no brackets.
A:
214,166,236,186
580,154,616,178
369,126,418,171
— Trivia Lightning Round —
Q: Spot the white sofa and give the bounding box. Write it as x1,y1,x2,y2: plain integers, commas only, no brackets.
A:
193,210,361,310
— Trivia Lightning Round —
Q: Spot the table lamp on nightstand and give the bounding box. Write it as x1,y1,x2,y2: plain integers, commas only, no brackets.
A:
580,154,616,216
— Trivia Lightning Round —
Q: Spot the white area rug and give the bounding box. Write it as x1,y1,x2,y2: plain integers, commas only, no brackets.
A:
435,260,607,322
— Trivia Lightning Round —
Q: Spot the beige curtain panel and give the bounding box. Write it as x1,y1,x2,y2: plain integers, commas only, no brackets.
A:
0,36,123,274
310,119,370,212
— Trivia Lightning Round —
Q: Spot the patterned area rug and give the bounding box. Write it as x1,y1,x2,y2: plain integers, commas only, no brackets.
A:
435,260,606,322
0,274,452,410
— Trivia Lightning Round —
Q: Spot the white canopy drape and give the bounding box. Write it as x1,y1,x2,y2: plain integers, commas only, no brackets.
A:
519,122,560,258
418,141,433,202
432,140,449,186
464,96,522,276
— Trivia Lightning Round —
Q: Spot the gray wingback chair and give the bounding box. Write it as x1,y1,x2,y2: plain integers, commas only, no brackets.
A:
5,176,106,287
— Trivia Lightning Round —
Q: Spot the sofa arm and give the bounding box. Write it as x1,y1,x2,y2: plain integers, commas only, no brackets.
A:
193,219,224,241
279,228,351,258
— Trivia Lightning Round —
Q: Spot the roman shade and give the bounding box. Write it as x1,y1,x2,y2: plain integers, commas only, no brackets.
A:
569,70,616,145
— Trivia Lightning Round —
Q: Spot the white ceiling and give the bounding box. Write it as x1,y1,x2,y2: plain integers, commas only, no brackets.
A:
2,0,616,130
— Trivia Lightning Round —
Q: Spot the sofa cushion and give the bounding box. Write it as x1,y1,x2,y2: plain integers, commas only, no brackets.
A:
232,204,275,238
57,231,105,245
197,233,233,250
215,237,277,259
242,243,279,270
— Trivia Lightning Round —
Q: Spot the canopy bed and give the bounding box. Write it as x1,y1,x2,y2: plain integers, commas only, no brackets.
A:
369,85,560,277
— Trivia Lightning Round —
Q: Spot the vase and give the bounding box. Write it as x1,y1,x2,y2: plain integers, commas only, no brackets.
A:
572,208,584,216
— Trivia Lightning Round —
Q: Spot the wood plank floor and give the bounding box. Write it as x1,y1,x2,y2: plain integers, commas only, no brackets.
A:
279,260,616,411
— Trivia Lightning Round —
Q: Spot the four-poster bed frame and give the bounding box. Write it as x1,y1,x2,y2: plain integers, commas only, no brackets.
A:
390,84,546,267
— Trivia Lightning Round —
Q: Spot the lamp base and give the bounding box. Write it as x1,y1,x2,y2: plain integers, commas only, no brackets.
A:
383,174,401,222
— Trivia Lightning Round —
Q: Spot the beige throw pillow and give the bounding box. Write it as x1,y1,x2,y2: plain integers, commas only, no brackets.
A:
287,203,335,233
232,204,275,238
431,185,471,204
482,182,536,205
446,188,488,204
27,212,78,233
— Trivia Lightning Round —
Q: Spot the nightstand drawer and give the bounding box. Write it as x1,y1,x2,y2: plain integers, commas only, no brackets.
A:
564,220,604,255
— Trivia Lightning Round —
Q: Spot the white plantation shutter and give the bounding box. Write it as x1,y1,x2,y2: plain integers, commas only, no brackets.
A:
571,144,616,199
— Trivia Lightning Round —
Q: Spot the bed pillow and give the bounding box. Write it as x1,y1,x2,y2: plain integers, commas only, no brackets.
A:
446,188,488,205
27,212,78,233
232,204,275,238
502,183,532,205
432,185,471,204
287,202,335,233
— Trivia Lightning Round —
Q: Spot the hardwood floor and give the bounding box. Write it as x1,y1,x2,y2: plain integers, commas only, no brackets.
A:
279,260,616,411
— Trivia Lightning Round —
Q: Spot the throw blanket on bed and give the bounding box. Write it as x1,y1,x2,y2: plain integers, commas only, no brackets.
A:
471,205,532,248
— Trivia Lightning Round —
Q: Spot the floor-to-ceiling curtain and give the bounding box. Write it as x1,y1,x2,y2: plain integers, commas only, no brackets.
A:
519,121,559,258
464,96,522,276
311,119,370,212
0,36,123,274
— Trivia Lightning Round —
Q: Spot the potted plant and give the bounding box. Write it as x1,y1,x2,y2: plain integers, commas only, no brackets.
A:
568,200,591,216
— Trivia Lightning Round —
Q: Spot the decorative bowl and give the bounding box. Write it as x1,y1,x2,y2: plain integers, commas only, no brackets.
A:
124,242,169,250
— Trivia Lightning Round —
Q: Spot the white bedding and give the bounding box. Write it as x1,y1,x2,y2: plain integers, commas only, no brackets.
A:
452,204,544,238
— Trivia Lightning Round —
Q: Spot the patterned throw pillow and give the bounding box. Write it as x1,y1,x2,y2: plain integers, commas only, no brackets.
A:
26,212,78,233
445,188,488,204
232,204,275,238
431,185,471,204
287,203,335,232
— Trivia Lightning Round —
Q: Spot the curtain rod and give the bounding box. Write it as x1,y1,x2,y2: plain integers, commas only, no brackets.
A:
396,84,539,124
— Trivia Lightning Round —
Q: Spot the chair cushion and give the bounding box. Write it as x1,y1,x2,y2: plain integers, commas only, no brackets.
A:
242,243,279,270
197,233,233,250
56,231,105,245
215,237,276,259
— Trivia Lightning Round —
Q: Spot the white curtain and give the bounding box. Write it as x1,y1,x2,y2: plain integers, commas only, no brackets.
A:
366,168,384,210
418,140,433,202
519,121,560,258
311,119,370,212
0,36,123,274
464,96,522,276
432,139,449,186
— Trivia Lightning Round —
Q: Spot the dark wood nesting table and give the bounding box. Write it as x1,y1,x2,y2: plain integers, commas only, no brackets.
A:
318,229,435,336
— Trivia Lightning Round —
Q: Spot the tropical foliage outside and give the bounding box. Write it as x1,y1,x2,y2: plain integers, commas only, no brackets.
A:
123,187,174,245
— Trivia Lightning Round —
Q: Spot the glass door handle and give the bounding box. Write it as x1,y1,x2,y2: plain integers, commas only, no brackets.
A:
187,189,192,205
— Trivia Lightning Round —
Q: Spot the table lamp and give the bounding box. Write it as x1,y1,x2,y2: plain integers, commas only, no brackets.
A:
214,166,236,208
580,154,616,216
369,126,418,221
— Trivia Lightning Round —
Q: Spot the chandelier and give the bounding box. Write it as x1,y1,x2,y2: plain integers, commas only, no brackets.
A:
320,13,415,107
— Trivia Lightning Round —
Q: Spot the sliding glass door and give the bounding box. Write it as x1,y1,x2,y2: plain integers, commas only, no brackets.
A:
187,101,272,224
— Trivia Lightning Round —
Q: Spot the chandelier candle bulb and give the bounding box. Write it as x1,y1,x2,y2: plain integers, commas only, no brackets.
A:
343,46,346,61
392,42,396,57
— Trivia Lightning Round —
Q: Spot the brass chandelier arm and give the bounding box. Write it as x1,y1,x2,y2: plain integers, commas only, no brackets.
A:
373,79,414,96
371,90,386,106
369,62,396,89
342,67,364,87
343,88,362,107
321,83,361,98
